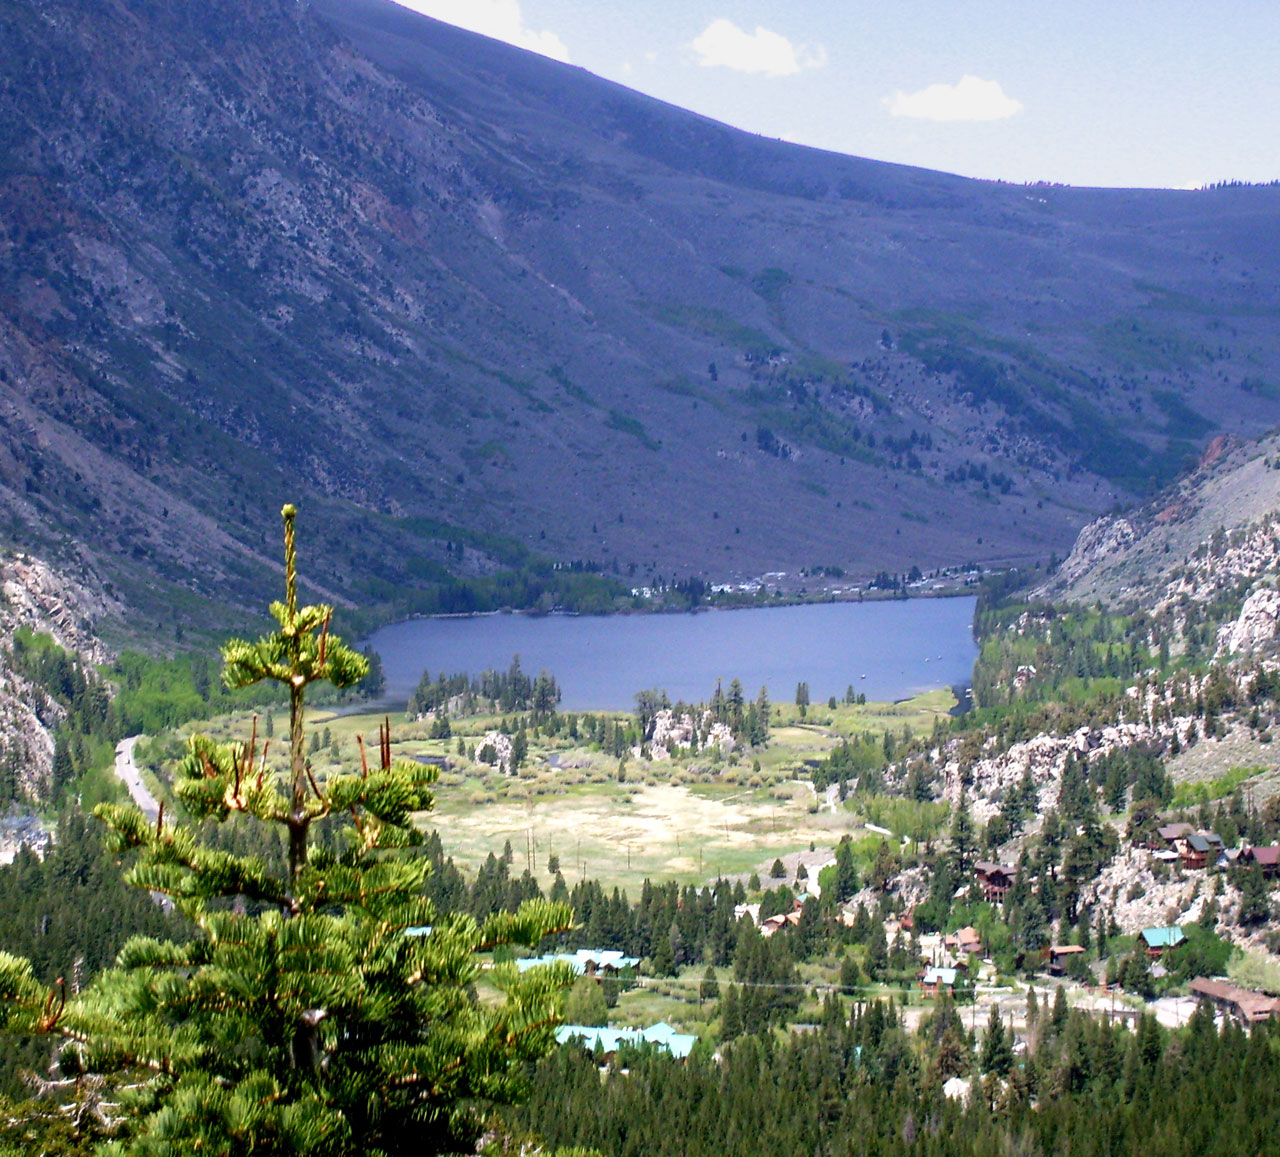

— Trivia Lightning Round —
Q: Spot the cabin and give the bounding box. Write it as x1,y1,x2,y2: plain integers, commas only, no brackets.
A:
1242,845,1280,877
942,926,983,957
760,909,803,938
1153,822,1193,851
556,1021,697,1060
1047,944,1087,976
974,861,1017,903
1189,978,1280,1026
1181,834,1213,870
516,949,640,977
919,966,959,999
1139,926,1186,958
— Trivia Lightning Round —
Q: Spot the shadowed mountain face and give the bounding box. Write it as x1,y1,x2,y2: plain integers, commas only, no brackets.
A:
2,0,1279,625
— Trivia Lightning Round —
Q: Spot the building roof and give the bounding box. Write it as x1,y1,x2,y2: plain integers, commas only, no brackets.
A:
1190,977,1237,1000
922,967,959,986
1185,834,1212,854
556,1021,697,1059
1157,823,1194,841
517,949,639,974
1250,845,1280,867
1189,978,1280,1022
1140,926,1186,949
1050,944,1087,956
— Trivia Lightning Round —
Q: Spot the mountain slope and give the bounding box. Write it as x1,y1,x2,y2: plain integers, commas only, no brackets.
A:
1036,432,1280,612
3,0,1280,626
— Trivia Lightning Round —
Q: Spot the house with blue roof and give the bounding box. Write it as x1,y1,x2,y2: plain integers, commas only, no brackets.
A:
555,1021,696,1060
515,949,640,976
919,966,958,999
1140,926,1186,957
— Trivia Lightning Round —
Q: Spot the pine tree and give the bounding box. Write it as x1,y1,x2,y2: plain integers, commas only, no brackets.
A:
562,977,607,1027
755,686,771,742
719,984,742,1042
980,1003,1013,1076
0,505,573,1155
1238,864,1272,925
834,837,859,902
949,794,977,879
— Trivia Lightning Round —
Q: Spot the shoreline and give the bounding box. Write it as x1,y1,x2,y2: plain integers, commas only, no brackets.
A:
365,580,987,634
321,681,971,723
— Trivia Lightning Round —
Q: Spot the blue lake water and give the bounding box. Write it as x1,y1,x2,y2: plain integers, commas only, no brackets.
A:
365,597,978,711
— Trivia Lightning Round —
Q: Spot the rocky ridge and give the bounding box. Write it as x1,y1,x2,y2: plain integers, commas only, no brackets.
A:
1036,434,1280,612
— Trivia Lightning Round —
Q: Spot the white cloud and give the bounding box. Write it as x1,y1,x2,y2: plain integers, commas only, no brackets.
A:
885,75,1022,122
690,19,825,78
388,0,570,63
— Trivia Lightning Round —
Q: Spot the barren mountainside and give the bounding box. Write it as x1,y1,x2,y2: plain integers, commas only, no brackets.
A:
3,0,1280,625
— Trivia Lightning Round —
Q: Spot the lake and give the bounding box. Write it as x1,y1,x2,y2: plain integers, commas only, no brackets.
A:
364,596,978,711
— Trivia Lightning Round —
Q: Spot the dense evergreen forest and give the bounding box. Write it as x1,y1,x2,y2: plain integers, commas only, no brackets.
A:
0,811,185,1103
510,998,1280,1157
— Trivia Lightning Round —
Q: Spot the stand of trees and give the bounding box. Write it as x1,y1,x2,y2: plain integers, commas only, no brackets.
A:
408,656,561,720
511,997,1280,1157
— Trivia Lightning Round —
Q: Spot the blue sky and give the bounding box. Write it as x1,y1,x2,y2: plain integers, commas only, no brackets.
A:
386,0,1280,190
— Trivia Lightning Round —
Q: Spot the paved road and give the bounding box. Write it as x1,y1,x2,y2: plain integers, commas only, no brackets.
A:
114,736,160,821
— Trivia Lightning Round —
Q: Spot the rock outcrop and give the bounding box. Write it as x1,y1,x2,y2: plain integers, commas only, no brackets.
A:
1,552,118,666
1049,517,1136,591
0,550,115,803
1217,587,1280,656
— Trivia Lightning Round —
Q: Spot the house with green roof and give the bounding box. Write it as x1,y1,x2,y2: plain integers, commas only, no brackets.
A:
1140,926,1186,957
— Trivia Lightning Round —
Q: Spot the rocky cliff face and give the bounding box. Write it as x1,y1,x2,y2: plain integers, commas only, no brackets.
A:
1,553,117,667
0,550,115,806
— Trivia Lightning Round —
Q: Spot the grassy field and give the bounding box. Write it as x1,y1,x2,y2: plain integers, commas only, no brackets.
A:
136,687,958,893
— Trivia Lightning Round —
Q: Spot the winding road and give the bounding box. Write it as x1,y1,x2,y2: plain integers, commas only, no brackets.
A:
114,736,160,821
